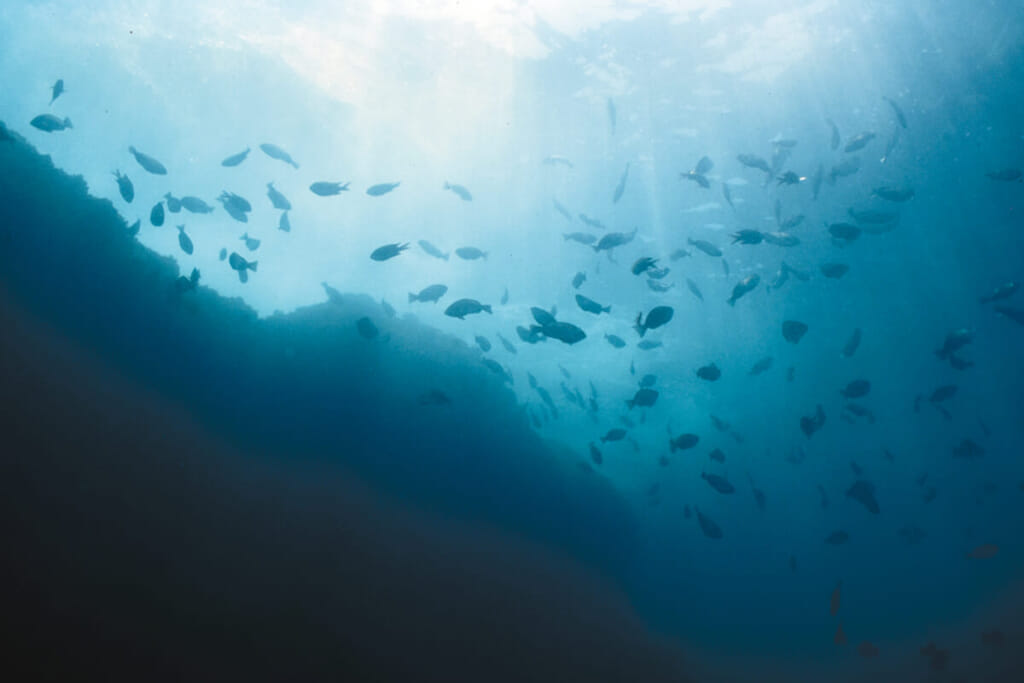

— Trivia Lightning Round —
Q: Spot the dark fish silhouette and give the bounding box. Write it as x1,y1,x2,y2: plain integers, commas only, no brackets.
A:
612,163,630,203
367,182,400,196
113,171,134,203
129,146,167,175
782,320,808,344
260,143,299,168
825,530,849,545
846,480,880,514
695,508,723,539
221,148,250,167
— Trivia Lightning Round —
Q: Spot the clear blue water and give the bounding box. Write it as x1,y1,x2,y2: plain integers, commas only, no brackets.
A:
1,2,1023,680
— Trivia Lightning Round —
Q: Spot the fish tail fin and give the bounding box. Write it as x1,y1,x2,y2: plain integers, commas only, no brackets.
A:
64,118,72,129
482,304,492,314
727,297,736,307
603,305,611,314
249,261,258,272
408,293,417,303
634,313,645,337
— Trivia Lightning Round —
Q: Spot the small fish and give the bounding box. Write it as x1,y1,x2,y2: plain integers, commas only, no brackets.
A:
829,157,861,183
181,196,215,214
828,222,861,242
444,299,492,319
176,225,193,255
612,163,630,203
685,278,704,302
695,507,723,539
722,183,734,209
418,239,449,261
979,281,1018,304
731,229,764,245
681,156,714,188
986,168,1023,181
709,448,726,464
578,214,607,231
173,267,200,294
259,143,299,169
846,480,880,514
669,433,699,452
455,246,487,260
228,252,257,283
113,171,134,203
310,181,350,196
883,96,908,128
128,146,167,175
840,379,871,399
150,201,165,227
240,233,260,251
218,192,252,222
687,238,722,257
221,148,250,167
634,306,674,337
367,182,400,196
266,182,291,210
825,531,849,545
475,336,492,352
593,229,638,253
844,132,876,153
727,275,760,306
762,231,800,247
800,404,827,438
543,155,573,168
278,211,291,233
49,78,65,105
575,294,610,315
164,193,182,213
736,153,772,174
631,256,658,275
696,363,721,381
356,317,379,340
29,114,72,132
563,232,597,246
670,248,691,261
500,288,509,305
872,185,915,202
409,284,448,304
218,248,227,261
820,262,849,279
601,428,627,443
589,442,602,465
553,199,573,221
953,438,984,459
701,472,735,495
929,385,957,403
481,358,513,385
417,389,452,406
604,334,626,349
443,181,472,201
370,243,409,261
626,388,658,410
749,356,773,375
537,321,586,345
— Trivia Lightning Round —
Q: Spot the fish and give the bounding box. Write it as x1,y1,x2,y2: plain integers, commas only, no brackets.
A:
631,257,658,276
163,193,182,213
443,181,472,201
953,438,984,459
670,248,691,261
481,358,512,385
986,168,1023,181
722,183,734,209
782,320,808,344
647,279,673,293
709,448,725,464
669,433,699,452
967,544,999,559
128,146,167,175
496,333,517,355
763,231,800,247
800,404,826,438
181,196,215,214
612,163,630,203
176,225,193,254
455,246,487,260
563,232,597,246
444,299,492,319
127,219,141,237
150,201,165,227
370,243,409,261
575,294,610,315
731,229,764,245
935,328,973,360
844,132,876,153
259,143,299,169
830,581,842,616
601,428,627,443
929,385,957,403
637,340,662,350
578,214,607,231
228,252,257,283
356,317,379,340
701,472,735,494
266,183,291,210
409,284,448,304
173,267,200,294
418,389,452,406
607,97,616,135
536,321,586,345
828,157,861,183
820,262,849,279
553,199,573,221
113,171,134,203
696,363,721,381
634,306,674,337
883,96,908,128
872,185,915,202
749,357,773,375
736,153,772,174
418,239,449,261
840,379,871,399
501,288,509,305
826,118,840,150
531,307,557,326
605,334,626,349
475,336,491,352
825,531,849,545
589,442,602,465
626,388,658,409
49,78,65,105
593,228,638,253
236,233,258,252
695,508,723,539
727,274,760,306
278,211,291,233
221,148,250,167
687,238,722,257
776,171,803,186
828,222,861,242
639,374,657,388
218,192,252,222
846,480,880,514
684,278,704,302
979,281,1018,303
366,182,400,196
310,181,350,196
29,114,72,132
218,248,227,261
682,156,713,188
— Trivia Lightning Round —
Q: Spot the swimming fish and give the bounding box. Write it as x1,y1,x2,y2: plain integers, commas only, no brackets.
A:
986,168,1022,181
356,317,379,340
820,262,849,279
872,185,915,202
589,442,602,465
113,171,134,203
278,211,291,232
475,336,491,352
173,267,200,294
685,278,704,302
29,114,72,132
749,356,773,375
701,472,735,494
695,508,723,539
310,181,350,196
266,182,291,210
840,379,871,398
49,78,64,105
218,192,252,222
883,96,908,128
669,433,699,452
129,146,167,175
601,428,627,443
782,320,808,344
846,480,880,514
535,321,586,345
979,281,1018,304
736,153,772,174
181,196,215,214
563,232,597,246
572,272,586,289
228,252,257,283
688,238,722,257
844,132,876,153
594,229,638,253
444,181,472,201
221,148,250,167
409,284,448,304
444,299,492,319
800,404,826,438
150,201,165,227
176,225,193,255
612,163,630,203
366,182,400,196
605,334,626,348
553,199,573,221
731,229,763,245
727,275,760,306
634,306,674,337
259,143,299,168
626,388,658,410
543,155,574,168
575,294,610,315
682,156,714,188
418,239,449,261
455,246,487,260
164,193,182,213
696,363,721,381
370,243,409,261
240,233,260,251
826,118,840,150
828,222,861,242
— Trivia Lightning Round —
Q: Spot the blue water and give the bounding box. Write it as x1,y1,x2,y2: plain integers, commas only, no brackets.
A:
2,2,1023,680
